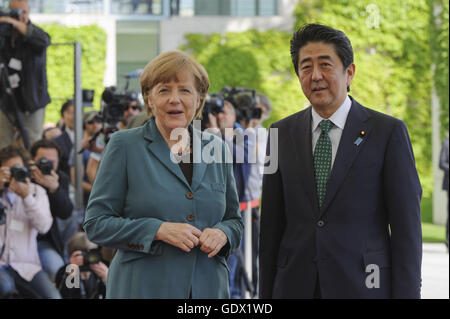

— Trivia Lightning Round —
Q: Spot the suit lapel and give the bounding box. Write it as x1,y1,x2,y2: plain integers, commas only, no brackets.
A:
191,128,208,192
319,98,371,216
290,108,320,216
143,118,192,190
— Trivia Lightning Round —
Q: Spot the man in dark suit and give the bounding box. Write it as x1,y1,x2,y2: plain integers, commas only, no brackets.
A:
259,24,422,299
439,137,449,249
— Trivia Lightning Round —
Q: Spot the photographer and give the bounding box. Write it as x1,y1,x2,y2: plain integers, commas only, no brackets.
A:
0,144,60,298
55,232,107,299
205,92,256,299
0,0,51,149
29,139,74,282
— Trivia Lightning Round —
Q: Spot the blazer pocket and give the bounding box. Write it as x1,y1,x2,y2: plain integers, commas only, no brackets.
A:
119,250,148,264
211,182,225,193
362,250,391,270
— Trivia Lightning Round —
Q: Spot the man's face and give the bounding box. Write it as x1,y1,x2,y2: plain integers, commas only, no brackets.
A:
9,0,30,24
34,147,59,171
123,101,140,121
85,117,102,136
297,41,355,113
62,104,74,131
2,156,24,169
217,102,236,130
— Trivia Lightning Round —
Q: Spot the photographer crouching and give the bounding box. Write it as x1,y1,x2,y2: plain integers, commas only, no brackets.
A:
0,0,51,149
55,232,107,299
29,139,74,283
0,144,60,298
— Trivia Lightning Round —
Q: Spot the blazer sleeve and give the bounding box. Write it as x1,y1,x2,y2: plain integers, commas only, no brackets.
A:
383,120,422,299
439,139,449,172
83,132,164,254
213,141,244,259
258,125,286,299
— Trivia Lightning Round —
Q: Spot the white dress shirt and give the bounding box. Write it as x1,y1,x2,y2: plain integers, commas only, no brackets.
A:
311,95,352,169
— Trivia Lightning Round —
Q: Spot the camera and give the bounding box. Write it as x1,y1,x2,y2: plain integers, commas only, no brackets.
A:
222,87,262,122
10,164,29,183
201,93,226,130
97,87,139,144
34,157,53,175
101,87,138,125
80,249,103,271
0,199,6,225
0,8,22,48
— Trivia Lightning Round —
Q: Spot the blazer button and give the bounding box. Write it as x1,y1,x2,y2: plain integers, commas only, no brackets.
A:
317,220,326,228
186,192,194,200
187,214,195,222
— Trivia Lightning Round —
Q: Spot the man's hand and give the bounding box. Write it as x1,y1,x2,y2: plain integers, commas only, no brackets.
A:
0,167,11,190
8,177,30,198
155,222,202,253
69,250,84,267
90,262,108,284
29,164,59,193
0,16,27,35
199,228,228,258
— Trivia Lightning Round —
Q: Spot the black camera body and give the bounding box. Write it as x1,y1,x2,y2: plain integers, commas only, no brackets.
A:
34,157,53,175
10,164,29,183
222,87,262,123
80,249,103,271
101,87,138,125
98,87,139,144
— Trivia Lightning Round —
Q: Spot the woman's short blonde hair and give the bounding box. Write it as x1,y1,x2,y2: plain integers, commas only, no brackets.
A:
140,50,210,119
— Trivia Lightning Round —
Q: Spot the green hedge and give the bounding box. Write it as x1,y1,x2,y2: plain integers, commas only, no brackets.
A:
181,0,449,201
39,24,107,124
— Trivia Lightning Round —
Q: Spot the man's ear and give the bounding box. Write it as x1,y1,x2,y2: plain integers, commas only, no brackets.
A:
346,63,356,88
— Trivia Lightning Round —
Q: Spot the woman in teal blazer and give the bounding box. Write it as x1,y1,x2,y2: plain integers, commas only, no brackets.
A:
83,51,243,298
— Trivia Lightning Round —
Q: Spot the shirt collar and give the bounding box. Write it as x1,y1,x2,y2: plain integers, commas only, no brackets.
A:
311,95,352,131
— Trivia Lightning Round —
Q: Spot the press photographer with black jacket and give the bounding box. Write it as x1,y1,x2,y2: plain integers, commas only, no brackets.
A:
0,0,51,149
29,139,74,283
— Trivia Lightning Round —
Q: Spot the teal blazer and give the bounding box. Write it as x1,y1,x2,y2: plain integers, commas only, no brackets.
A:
83,118,243,299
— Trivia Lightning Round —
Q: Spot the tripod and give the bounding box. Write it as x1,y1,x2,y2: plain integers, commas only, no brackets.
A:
0,53,30,149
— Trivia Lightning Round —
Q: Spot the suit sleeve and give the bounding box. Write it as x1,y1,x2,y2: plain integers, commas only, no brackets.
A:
383,120,422,299
439,139,449,172
214,141,244,259
83,132,164,254
259,125,286,299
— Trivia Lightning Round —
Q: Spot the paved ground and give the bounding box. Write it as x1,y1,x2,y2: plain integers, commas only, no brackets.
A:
421,243,449,299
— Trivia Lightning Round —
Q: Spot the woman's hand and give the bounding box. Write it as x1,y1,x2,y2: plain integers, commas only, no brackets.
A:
199,228,228,258
155,222,202,253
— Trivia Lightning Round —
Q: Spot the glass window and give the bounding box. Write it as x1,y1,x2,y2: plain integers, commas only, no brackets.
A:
26,0,104,14
192,0,277,16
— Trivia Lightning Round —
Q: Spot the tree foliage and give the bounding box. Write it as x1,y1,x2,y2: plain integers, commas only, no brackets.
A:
39,24,107,124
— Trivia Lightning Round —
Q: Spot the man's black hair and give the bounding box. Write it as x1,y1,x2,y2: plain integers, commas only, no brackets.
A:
60,99,73,117
290,24,354,91
30,139,62,160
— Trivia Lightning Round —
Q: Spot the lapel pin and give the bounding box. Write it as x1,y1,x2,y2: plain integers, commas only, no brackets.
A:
354,130,366,146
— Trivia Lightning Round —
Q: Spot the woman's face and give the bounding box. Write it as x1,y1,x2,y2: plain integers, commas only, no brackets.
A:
148,70,200,137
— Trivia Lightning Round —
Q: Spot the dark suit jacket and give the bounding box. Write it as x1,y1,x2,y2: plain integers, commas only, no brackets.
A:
439,138,449,191
259,97,422,299
52,130,73,177
37,171,73,257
